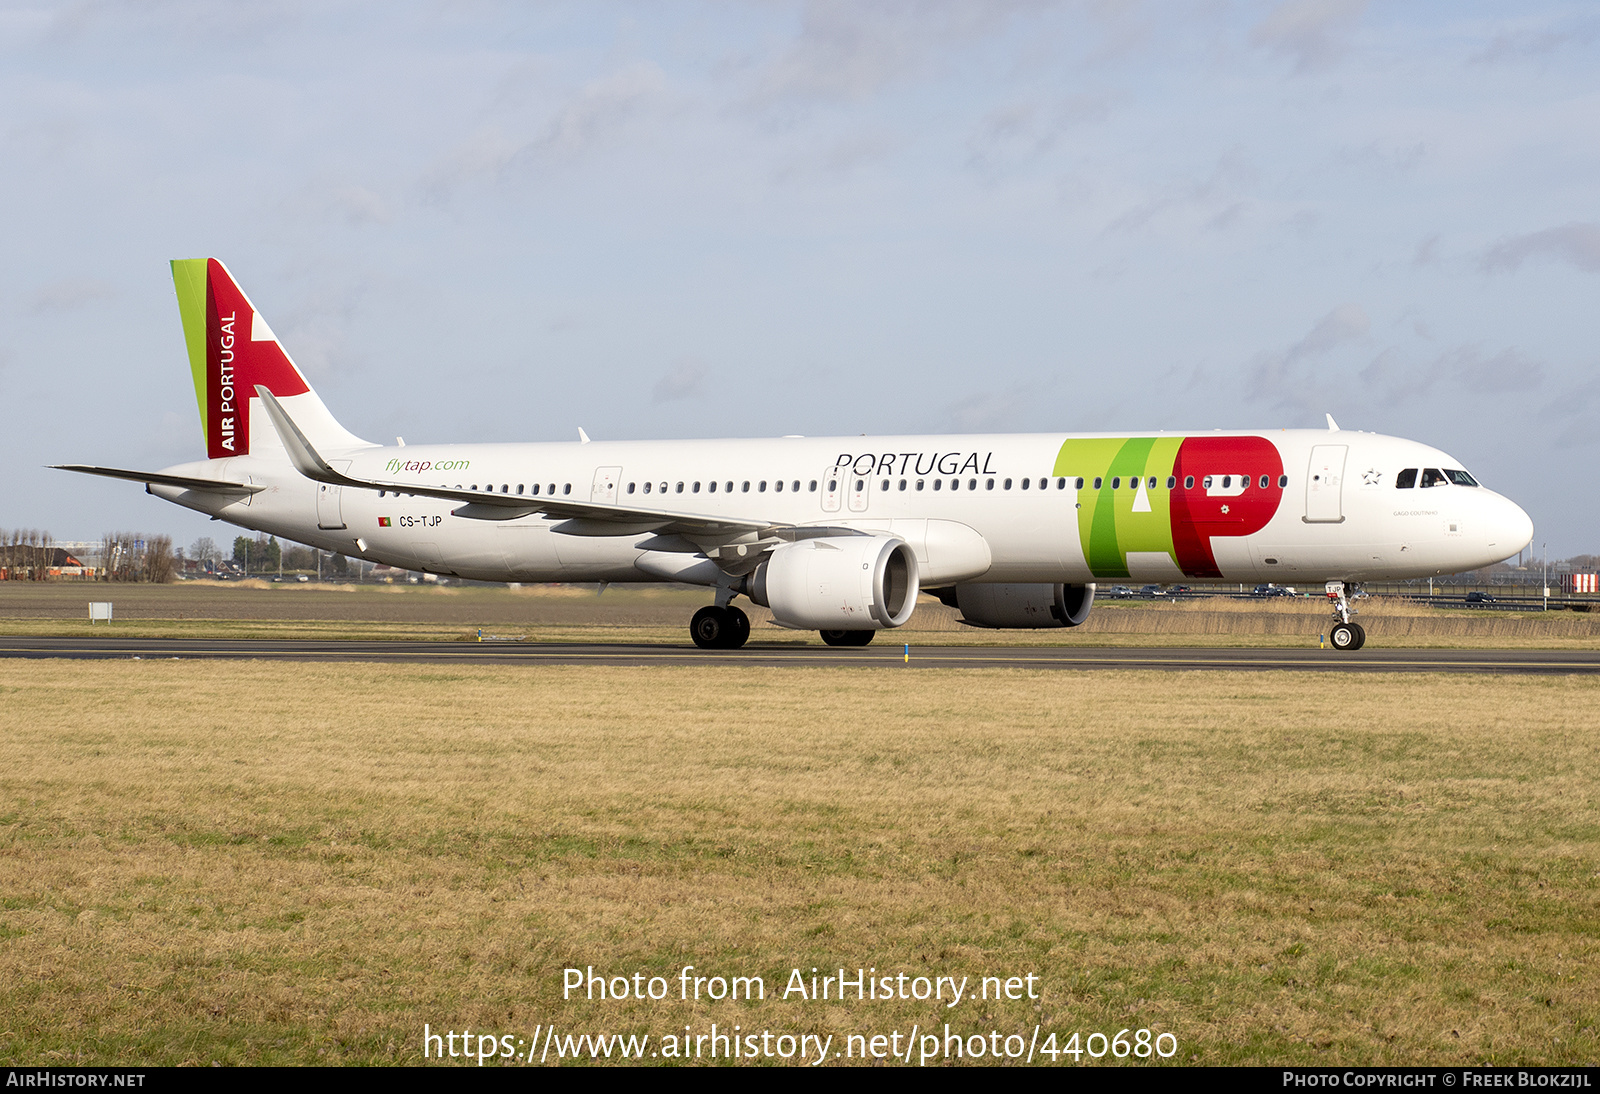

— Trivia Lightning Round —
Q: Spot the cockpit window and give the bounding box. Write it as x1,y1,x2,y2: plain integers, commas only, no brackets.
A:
1396,468,1417,489
1420,468,1447,488
1446,469,1479,487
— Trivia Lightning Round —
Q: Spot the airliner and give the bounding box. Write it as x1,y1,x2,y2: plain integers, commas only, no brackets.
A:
57,260,1535,652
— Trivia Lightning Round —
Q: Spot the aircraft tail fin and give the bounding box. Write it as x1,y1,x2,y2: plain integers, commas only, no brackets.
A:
171,259,370,459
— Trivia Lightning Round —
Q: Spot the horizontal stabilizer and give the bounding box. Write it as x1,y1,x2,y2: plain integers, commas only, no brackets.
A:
52,464,264,494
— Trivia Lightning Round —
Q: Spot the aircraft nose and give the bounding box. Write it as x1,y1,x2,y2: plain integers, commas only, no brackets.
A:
1489,494,1534,557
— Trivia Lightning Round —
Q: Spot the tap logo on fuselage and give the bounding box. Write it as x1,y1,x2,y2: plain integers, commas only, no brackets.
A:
1057,435,1285,579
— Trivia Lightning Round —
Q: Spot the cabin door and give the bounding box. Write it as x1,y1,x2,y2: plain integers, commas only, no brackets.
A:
1304,445,1347,524
316,483,345,530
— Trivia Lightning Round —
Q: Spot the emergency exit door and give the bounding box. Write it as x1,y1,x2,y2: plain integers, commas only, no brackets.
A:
591,466,621,505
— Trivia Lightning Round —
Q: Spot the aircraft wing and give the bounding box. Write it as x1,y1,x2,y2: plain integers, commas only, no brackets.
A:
52,464,266,495
253,385,783,541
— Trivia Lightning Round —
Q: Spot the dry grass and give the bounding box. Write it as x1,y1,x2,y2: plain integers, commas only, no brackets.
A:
2,661,1598,1066
3,582,1597,648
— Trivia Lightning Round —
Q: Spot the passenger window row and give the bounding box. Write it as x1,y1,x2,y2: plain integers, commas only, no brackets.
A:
1085,474,1288,490
626,479,814,496
379,483,571,498
376,472,1291,503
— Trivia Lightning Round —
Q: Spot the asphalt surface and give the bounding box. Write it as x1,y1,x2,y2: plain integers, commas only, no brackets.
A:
2,636,1598,673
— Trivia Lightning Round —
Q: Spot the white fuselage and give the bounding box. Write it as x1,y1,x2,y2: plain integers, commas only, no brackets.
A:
150,428,1533,589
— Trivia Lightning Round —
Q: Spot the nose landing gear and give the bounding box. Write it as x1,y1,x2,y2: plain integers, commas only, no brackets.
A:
1326,581,1367,651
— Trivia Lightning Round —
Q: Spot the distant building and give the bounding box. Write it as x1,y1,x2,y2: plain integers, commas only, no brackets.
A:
0,546,95,580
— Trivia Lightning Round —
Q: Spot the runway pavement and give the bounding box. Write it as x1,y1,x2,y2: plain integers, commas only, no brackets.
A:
2,635,1598,673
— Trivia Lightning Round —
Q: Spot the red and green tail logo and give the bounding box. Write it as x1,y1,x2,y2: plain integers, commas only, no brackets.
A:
172,259,310,459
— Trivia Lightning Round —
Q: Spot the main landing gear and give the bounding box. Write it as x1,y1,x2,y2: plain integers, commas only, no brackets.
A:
686,606,879,650
1326,581,1367,651
690,605,751,650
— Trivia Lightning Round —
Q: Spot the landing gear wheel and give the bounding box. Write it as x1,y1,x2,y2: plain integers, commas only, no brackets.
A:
724,606,750,649
820,629,874,647
1350,622,1366,650
1329,622,1359,651
691,606,729,650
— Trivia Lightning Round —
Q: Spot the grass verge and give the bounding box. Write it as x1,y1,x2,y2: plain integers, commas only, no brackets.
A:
1,661,1597,1065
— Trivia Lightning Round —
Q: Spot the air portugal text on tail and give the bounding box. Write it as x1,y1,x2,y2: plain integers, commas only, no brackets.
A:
172,258,311,458
54,260,1536,654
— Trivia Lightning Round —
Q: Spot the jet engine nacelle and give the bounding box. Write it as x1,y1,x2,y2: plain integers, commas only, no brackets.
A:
953,582,1095,628
749,535,920,630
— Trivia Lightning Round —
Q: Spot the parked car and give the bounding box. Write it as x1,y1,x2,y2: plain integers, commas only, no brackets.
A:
1465,591,1497,604
1139,584,1166,598
1108,585,1135,599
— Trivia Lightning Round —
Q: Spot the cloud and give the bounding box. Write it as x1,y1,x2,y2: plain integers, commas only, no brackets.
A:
1249,0,1368,73
536,63,667,157
772,129,897,182
1470,23,1597,66
964,94,1113,174
422,64,666,199
326,185,392,226
421,127,520,200
1538,374,1600,448
1246,303,1369,412
267,276,376,380
1481,222,1600,274
942,381,1041,432
1108,147,1256,234
1290,303,1369,359
748,0,1032,108
285,183,394,227
1360,345,1543,402
25,278,116,314
1285,209,1320,236
1337,138,1430,175
653,360,708,404
38,1,304,47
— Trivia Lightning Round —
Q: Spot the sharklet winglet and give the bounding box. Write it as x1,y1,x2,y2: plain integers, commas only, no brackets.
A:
254,385,346,484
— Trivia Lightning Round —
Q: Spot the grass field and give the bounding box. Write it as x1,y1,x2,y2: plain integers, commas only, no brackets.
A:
2,660,1597,1066
4,581,1599,648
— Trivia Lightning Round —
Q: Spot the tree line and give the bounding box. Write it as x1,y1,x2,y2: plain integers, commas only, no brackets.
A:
1,528,348,581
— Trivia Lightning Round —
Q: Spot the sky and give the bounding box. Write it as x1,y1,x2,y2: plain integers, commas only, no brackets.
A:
2,1,1597,557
